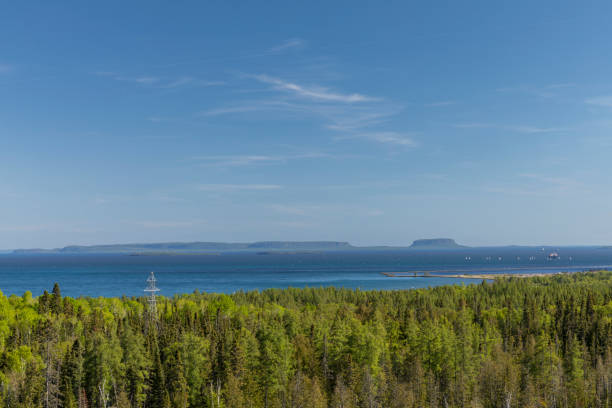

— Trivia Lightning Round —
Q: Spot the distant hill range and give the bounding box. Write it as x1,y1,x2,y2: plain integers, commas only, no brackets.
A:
409,238,466,249
12,239,469,254
13,241,354,254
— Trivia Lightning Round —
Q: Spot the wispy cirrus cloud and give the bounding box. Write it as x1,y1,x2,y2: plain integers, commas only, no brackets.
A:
484,172,588,197
586,95,612,108
160,76,225,88
483,186,546,196
94,72,160,84
191,153,332,167
422,173,449,181
196,184,282,192
93,194,134,205
268,203,386,218
268,38,304,53
425,100,456,107
453,122,494,129
117,75,160,84
518,173,584,190
336,132,418,147
203,71,412,148
94,192,190,205
200,98,402,138
0,224,52,232
268,204,313,216
325,106,402,131
132,220,204,228
453,123,568,133
0,223,90,233
253,74,377,103
496,83,576,99
94,71,223,88
200,100,292,117
511,126,568,134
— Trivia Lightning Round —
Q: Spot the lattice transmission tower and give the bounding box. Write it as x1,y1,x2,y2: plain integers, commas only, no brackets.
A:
144,271,160,317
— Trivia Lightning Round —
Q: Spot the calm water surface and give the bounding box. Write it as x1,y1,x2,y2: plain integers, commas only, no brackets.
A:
1,247,611,297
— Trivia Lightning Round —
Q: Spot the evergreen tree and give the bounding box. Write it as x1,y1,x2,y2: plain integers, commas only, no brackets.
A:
167,350,189,408
147,340,169,408
39,290,51,314
51,283,62,314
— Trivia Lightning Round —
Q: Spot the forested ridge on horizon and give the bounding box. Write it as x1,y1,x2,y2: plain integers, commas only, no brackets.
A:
0,272,611,407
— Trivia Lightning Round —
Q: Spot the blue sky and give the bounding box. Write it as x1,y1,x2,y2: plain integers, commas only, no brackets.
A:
2,1,612,248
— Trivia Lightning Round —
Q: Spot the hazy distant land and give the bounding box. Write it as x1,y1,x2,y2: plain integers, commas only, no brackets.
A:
9,238,603,255
11,238,469,254
408,238,466,249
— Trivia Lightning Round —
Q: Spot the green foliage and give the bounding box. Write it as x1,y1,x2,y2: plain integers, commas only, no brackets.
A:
0,271,611,407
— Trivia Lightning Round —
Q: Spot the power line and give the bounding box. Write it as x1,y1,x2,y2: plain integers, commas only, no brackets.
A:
144,271,160,317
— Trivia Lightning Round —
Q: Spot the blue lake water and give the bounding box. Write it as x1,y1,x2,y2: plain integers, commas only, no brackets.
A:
1,247,611,297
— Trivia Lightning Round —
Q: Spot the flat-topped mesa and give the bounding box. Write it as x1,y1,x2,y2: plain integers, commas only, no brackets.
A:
409,238,465,249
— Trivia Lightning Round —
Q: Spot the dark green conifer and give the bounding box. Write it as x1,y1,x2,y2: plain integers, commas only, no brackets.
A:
146,340,169,408
51,282,62,314
167,350,189,408
39,290,50,313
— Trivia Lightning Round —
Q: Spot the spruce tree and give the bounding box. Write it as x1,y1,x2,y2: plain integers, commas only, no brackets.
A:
51,282,62,314
146,340,168,408
59,347,76,406
39,290,50,314
167,350,189,408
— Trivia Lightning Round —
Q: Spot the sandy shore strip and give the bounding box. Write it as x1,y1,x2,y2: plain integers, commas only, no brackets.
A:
382,271,568,279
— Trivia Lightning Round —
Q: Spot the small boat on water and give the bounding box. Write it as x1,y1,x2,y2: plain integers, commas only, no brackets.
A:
547,252,560,260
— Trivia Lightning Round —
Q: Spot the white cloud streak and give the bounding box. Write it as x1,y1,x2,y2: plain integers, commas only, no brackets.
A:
253,74,377,103
518,173,583,189
200,104,273,117
115,76,160,84
485,173,588,197
0,223,90,233
483,186,547,196
336,132,418,147
133,220,203,228
160,77,225,89
268,38,304,53
196,184,282,191
453,123,494,129
0,225,51,232
586,96,612,108
203,72,412,148
511,126,568,134
201,98,402,138
496,83,576,99
267,203,386,218
268,204,312,216
191,153,331,167
454,123,568,133
95,71,223,89
425,101,455,107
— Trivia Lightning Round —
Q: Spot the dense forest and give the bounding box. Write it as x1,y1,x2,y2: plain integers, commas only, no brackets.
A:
0,271,611,408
